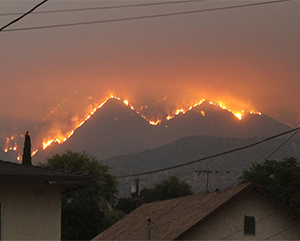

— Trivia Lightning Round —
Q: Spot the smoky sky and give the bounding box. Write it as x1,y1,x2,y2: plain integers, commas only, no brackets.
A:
1,0,300,135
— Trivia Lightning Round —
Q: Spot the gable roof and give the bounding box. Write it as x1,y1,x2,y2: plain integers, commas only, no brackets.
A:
93,182,300,240
0,160,97,193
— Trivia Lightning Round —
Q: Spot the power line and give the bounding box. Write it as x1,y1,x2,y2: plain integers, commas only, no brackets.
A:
0,0,206,16
262,130,299,162
263,227,292,240
195,168,231,193
0,0,49,31
1,0,291,32
115,126,300,178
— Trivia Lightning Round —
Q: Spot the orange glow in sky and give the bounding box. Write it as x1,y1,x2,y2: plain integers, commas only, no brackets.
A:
3,95,262,159
0,0,299,161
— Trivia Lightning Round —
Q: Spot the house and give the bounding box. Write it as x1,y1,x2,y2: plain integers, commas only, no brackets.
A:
93,182,300,240
0,160,97,240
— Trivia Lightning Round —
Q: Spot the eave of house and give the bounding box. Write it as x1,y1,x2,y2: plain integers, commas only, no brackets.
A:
0,160,98,193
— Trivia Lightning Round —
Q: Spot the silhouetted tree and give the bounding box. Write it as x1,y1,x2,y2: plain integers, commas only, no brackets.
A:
116,175,193,214
43,150,122,240
115,196,137,214
239,157,300,214
141,175,193,203
22,131,31,165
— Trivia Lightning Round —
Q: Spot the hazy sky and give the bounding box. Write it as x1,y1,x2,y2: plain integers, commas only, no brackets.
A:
1,0,300,152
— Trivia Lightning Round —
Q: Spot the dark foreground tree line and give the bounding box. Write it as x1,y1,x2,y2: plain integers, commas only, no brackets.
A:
239,157,300,214
43,151,300,240
43,151,193,240
44,151,121,240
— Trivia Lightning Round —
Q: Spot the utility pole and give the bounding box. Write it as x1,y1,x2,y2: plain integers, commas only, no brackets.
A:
145,217,156,240
133,178,140,208
206,168,210,193
146,218,151,241
195,168,230,193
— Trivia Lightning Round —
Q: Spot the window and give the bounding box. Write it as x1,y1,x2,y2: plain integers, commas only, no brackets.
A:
244,216,255,235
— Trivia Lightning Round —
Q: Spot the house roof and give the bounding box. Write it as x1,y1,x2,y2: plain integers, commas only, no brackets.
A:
93,182,300,240
0,160,97,193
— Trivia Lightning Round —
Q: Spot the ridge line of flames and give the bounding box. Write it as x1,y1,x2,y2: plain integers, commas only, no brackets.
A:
4,95,261,160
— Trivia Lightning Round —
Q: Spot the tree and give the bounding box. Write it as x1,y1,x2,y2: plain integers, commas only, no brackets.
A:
22,131,31,165
239,157,300,214
43,150,122,240
141,175,193,203
115,196,137,214
116,175,193,214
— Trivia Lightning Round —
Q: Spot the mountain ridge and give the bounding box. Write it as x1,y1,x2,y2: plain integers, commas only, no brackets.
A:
102,134,300,196
33,98,293,164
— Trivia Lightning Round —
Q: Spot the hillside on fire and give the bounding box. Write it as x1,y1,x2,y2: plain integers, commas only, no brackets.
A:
31,98,292,164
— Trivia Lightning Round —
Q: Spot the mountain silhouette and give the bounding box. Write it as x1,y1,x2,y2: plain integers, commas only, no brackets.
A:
162,101,291,139
33,98,292,164
103,135,300,196
34,99,159,162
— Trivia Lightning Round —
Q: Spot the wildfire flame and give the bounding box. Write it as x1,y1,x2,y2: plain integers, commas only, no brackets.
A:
4,136,18,152
208,101,261,120
149,120,162,125
3,95,261,160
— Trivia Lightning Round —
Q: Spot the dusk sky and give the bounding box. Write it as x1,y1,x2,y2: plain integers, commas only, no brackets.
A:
1,0,300,153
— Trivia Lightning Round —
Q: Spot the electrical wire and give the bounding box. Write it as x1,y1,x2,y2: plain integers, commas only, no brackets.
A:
0,0,49,31
263,227,292,240
262,130,299,162
0,0,206,16
1,0,291,32
115,127,300,178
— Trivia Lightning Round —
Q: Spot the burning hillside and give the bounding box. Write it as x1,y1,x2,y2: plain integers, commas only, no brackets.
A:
3,95,264,162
